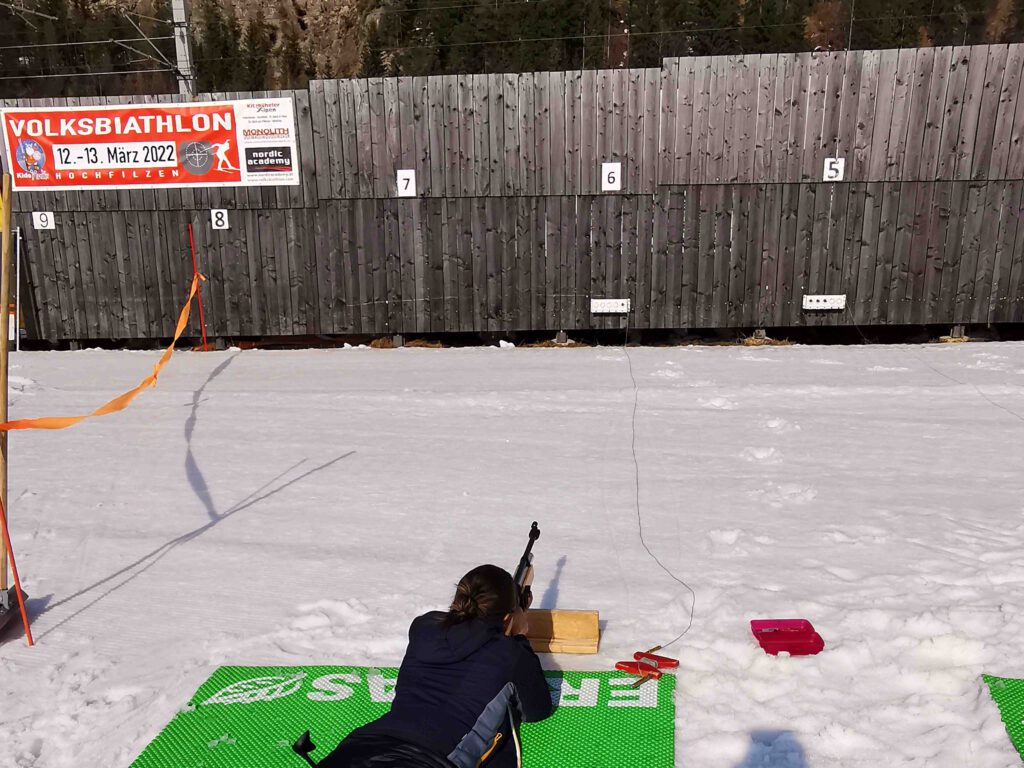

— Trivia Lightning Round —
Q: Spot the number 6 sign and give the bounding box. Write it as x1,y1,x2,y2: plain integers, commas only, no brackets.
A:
823,157,845,181
602,162,622,192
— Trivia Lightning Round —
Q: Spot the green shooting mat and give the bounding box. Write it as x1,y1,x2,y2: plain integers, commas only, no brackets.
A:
131,666,676,767
983,675,1024,761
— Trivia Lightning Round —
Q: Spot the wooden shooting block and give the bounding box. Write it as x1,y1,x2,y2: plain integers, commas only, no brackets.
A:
526,609,600,654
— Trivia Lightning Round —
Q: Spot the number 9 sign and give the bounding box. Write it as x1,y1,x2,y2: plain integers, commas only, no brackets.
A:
32,211,55,230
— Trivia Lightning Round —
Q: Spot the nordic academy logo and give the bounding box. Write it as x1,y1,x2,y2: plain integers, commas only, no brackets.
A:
201,670,658,709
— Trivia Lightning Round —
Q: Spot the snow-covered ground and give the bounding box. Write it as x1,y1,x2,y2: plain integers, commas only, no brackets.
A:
2,341,1023,768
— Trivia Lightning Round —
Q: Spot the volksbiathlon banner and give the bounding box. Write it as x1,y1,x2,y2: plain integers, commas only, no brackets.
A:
0,98,299,191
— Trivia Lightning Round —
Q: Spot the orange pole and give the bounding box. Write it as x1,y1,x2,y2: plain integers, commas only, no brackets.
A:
0,498,32,646
187,223,208,352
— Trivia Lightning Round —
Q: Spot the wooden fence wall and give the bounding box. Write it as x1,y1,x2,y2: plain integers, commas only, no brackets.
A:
6,45,1024,341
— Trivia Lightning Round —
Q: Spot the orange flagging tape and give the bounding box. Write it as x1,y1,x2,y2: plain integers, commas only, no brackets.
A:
0,273,203,432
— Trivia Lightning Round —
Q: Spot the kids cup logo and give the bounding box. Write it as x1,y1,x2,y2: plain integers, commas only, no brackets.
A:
15,139,47,176
202,672,307,705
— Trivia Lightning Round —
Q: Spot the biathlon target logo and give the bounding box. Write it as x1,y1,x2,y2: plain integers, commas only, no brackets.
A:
15,139,46,176
179,140,214,176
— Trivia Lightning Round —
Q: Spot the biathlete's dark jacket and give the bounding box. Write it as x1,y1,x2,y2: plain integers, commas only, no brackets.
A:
324,611,553,768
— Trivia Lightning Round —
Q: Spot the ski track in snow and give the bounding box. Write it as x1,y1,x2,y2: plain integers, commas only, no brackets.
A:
1,342,1024,767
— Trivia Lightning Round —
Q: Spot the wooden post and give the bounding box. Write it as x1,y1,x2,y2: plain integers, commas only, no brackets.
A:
0,174,12,591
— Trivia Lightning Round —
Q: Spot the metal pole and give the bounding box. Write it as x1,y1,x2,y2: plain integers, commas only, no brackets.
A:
0,176,12,591
172,0,196,97
14,226,20,353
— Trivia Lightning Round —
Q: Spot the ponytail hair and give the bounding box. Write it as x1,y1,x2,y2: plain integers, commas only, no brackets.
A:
443,564,518,627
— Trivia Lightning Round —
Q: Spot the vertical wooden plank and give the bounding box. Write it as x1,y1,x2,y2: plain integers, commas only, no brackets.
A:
970,182,1007,321
580,69,598,194
348,201,369,332
340,80,361,199
427,76,446,199
565,71,582,195
787,53,812,183
626,68,644,191
503,74,521,195
689,58,711,183
823,183,851,314
473,75,491,197
675,58,697,186
835,50,862,170
413,76,431,198
381,198,401,334
953,47,990,181
807,180,833,298
1005,71,1024,179
869,183,899,324
549,71,567,196
852,49,881,181
371,200,389,332
727,185,751,326
519,74,537,197
385,78,403,198
650,188,669,327
640,68,659,194
774,185,798,325
801,51,830,182
322,80,343,199
867,49,900,181
659,59,678,184
756,184,782,326
851,182,882,324
771,54,795,182
707,57,728,183
886,182,919,322
734,55,758,183
968,46,1008,181
353,79,375,198
886,48,920,182
487,74,505,198
321,201,342,333
442,76,461,198
790,183,817,324
818,52,846,182
535,72,550,197
989,45,1024,179
918,182,951,325
920,47,953,182
293,89,318,209
931,48,968,182
538,197,553,329
309,80,331,200
680,187,700,327
622,194,640,324
427,198,447,332
368,78,390,198
512,197,531,330
903,181,935,324
753,54,778,183
610,70,628,190
696,186,717,327
396,77,418,196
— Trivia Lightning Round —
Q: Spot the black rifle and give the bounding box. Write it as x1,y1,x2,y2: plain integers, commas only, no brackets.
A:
512,522,540,610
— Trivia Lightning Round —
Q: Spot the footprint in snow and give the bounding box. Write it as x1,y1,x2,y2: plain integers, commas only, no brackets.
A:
698,396,736,410
740,446,781,464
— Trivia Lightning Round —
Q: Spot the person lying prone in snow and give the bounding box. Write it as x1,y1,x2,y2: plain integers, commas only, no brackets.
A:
318,564,554,768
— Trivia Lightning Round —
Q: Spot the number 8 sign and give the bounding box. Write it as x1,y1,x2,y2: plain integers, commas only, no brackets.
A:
211,209,229,230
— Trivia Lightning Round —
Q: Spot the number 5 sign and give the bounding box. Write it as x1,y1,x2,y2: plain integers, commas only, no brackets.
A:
823,157,845,181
